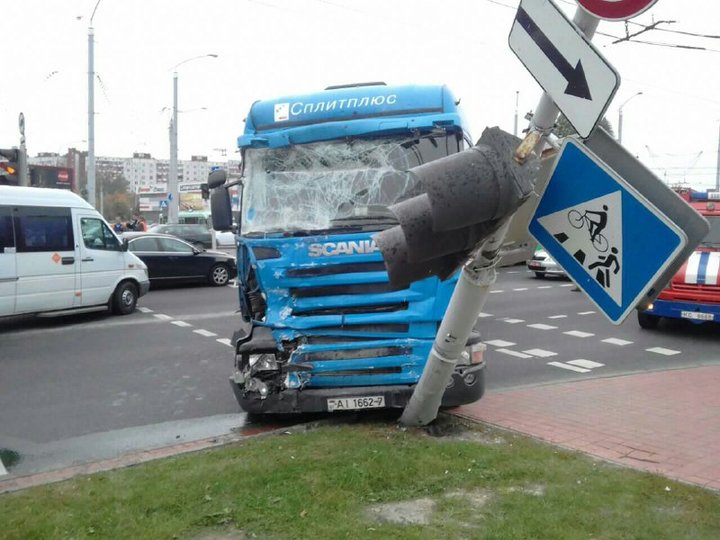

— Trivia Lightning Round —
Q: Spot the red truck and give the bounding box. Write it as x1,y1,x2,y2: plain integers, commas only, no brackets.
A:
638,187,720,328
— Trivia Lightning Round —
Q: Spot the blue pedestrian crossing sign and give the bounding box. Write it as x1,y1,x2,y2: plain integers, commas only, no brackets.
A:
528,138,687,324
159,199,168,209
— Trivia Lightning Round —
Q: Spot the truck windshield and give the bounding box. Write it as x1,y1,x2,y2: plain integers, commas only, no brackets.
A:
241,132,462,236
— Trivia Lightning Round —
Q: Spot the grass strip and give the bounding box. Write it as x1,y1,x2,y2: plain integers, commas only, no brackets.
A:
2,416,719,539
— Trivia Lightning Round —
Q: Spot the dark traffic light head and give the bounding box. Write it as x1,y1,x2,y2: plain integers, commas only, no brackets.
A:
374,127,539,288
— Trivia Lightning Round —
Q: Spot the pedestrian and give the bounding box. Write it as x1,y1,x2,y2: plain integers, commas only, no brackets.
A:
126,214,140,231
113,217,125,233
137,216,148,232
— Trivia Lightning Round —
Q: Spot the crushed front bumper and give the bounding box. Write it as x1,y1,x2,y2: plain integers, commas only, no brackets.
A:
230,363,485,414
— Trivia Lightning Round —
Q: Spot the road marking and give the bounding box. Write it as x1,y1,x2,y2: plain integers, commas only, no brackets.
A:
563,330,595,338
537,285,553,289
646,347,681,356
578,311,596,315
153,314,173,321
559,284,574,287
496,348,533,359
171,321,192,328
137,307,153,313
478,312,494,318
0,457,7,476
490,290,504,294
567,359,605,369
547,361,591,373
513,287,529,291
484,339,516,347
548,314,567,319
217,338,233,347
502,318,525,324
194,329,218,337
602,337,633,346
523,348,557,357
527,323,557,330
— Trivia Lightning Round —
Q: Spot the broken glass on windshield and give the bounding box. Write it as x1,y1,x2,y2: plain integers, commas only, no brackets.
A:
241,132,461,235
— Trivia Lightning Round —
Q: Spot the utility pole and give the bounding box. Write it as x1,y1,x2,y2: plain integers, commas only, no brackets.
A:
716,121,720,191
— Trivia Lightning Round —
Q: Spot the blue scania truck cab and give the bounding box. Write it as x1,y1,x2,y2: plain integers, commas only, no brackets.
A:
211,82,486,414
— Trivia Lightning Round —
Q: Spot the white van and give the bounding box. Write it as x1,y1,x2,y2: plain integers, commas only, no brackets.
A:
0,186,150,317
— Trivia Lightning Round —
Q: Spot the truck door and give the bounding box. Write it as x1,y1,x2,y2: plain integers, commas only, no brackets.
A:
13,205,79,314
0,206,17,315
77,214,125,307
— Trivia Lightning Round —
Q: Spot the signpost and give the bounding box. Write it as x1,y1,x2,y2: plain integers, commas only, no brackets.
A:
529,129,709,324
159,200,168,209
509,0,620,138
576,0,660,21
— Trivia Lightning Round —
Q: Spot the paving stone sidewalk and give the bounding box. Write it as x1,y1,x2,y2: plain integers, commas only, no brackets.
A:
454,365,720,490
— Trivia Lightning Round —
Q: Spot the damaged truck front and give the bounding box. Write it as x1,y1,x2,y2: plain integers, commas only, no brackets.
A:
210,83,486,414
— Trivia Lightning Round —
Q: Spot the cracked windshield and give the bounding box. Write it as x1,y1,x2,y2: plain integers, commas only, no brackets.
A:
241,133,461,235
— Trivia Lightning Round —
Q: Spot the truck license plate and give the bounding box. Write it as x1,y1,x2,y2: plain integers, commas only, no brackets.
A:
327,396,385,412
681,311,714,321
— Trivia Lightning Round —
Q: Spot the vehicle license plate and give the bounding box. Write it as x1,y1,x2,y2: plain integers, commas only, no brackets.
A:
327,395,385,411
681,310,714,321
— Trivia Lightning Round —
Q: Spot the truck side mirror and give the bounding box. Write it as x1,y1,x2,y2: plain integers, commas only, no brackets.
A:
208,169,227,189
210,187,233,231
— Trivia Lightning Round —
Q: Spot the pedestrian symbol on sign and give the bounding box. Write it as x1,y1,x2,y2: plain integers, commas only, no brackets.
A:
537,191,623,305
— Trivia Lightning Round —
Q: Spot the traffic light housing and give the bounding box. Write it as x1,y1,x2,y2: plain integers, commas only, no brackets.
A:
374,127,539,288
201,182,210,200
0,148,20,185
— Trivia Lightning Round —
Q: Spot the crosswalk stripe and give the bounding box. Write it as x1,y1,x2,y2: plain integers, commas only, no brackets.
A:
564,330,595,338
646,347,681,356
602,337,633,346
547,361,591,373
496,348,533,359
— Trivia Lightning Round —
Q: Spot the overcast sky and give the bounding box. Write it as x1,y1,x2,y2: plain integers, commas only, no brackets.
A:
2,0,719,187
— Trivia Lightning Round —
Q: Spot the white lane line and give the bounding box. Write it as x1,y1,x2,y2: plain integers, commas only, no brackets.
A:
548,314,567,319
194,329,218,337
137,307,153,313
523,348,557,358
507,271,521,274
490,290,504,294
559,284,575,287
502,318,525,324
513,287,529,291
217,338,233,347
527,323,557,330
496,348,533,359
484,339,516,347
547,361,591,373
537,286,553,289
478,312,494,318
563,330,595,338
171,321,192,328
567,359,605,369
602,337,633,346
153,314,173,321
0,457,7,476
578,311,596,315
646,347,681,356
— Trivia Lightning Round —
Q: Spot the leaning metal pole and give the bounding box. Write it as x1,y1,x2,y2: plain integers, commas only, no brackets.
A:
399,221,510,426
399,5,599,427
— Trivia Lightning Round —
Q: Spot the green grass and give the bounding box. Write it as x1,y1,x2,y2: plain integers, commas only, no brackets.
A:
2,416,719,539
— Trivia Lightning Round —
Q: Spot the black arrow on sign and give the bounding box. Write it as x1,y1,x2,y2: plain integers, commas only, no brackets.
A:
516,6,592,100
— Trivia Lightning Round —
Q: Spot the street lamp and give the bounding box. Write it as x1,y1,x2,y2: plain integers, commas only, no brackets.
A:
87,0,103,206
168,54,218,223
617,91,643,145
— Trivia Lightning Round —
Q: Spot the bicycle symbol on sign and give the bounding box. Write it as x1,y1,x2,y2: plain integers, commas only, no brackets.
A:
567,205,609,253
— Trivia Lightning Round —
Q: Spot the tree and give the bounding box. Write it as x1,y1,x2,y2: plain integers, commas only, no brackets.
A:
97,171,134,219
552,114,615,139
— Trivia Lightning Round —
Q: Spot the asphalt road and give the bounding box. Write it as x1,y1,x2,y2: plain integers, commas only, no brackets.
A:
2,266,719,476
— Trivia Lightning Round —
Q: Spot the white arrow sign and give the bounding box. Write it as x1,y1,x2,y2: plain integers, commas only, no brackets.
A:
509,0,620,138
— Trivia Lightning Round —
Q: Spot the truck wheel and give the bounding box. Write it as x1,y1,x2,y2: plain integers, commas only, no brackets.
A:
637,311,660,329
111,281,138,315
209,264,229,286
534,271,546,279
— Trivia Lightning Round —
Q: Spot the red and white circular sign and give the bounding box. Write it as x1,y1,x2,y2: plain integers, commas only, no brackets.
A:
58,170,69,181
577,0,660,21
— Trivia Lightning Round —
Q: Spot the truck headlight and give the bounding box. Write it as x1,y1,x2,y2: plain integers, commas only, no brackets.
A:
248,353,278,371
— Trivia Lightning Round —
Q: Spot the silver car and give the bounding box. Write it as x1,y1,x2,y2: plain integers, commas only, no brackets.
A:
526,248,567,279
